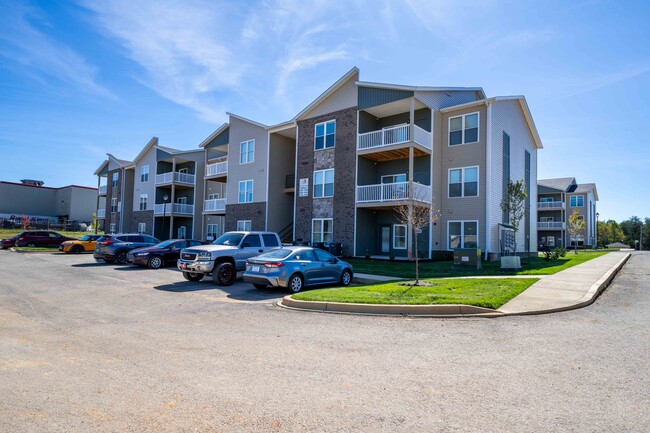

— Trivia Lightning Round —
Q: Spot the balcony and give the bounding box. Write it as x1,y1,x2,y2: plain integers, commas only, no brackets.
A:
206,160,228,178
204,198,226,213
98,185,107,195
154,203,194,216
538,222,566,230
356,182,431,206
155,171,196,186
96,209,106,218
358,124,432,152
538,201,565,210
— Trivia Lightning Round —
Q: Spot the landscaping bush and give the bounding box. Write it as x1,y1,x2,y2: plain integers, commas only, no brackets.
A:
554,246,567,258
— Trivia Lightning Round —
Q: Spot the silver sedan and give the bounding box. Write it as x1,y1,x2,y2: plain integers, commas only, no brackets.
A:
243,246,353,293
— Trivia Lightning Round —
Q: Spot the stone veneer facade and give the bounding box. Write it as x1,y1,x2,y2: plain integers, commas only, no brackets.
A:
131,210,154,235
225,202,267,232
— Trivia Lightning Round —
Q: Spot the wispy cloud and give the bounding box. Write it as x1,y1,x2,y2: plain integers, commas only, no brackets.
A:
0,1,113,98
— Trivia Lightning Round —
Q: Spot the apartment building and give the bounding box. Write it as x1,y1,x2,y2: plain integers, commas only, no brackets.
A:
537,177,598,248
93,67,544,259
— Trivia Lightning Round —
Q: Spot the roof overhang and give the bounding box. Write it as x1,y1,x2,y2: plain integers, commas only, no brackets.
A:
94,159,109,176
356,80,486,99
199,123,229,148
227,112,268,129
294,67,359,121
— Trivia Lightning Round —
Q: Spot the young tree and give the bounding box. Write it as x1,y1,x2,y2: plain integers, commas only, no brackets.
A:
500,179,527,254
568,209,586,254
21,214,30,230
597,220,610,247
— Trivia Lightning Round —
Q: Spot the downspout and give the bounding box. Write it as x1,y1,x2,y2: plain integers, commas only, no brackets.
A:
119,167,125,233
485,101,492,261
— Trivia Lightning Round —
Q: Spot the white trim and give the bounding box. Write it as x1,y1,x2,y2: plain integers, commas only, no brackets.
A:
292,124,299,242
238,179,254,203
139,193,148,211
447,220,480,250
265,130,270,232
237,220,252,231
314,119,336,151
140,165,150,182
311,218,333,244
353,110,359,257
137,222,147,234
485,101,492,260
448,111,480,147
429,110,434,259
294,67,359,121
239,139,255,164
393,224,407,249
313,168,334,198
226,112,268,129
381,173,407,184
447,166,480,198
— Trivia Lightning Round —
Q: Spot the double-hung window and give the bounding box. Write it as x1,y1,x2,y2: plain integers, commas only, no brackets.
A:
315,120,335,150
570,196,584,207
141,165,149,182
313,169,334,198
449,112,479,145
206,224,218,239
112,172,119,187
449,167,478,198
393,224,407,249
109,223,116,233
139,194,148,211
111,198,118,213
137,223,146,234
237,220,252,231
207,193,220,200
240,140,255,164
448,221,478,249
312,218,333,244
238,180,253,203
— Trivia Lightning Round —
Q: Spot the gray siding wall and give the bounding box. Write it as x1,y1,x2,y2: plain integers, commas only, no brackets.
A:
0,183,56,217
358,87,413,110
133,146,157,213
122,169,135,233
67,187,98,221
204,215,226,240
226,116,269,205
302,74,358,119
267,133,296,233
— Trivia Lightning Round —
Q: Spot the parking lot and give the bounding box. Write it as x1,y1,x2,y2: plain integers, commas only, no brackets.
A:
1,250,649,432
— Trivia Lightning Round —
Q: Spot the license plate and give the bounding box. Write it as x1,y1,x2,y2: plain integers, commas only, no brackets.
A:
251,265,260,272
180,263,187,269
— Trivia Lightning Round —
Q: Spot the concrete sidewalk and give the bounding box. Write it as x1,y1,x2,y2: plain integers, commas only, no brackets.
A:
498,251,631,315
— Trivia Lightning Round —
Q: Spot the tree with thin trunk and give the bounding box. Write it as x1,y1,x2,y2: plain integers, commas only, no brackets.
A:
394,184,440,285
500,179,527,254
568,209,586,254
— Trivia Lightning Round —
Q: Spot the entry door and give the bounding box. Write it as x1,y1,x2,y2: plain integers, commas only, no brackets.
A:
381,226,390,254
177,226,186,239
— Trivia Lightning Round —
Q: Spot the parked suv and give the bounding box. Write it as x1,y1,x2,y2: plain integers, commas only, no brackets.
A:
14,231,76,248
177,231,281,285
94,233,160,264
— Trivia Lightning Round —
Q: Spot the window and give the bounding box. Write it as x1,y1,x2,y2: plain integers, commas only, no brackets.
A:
109,223,116,233
570,196,584,207
238,180,253,203
137,223,146,234
448,221,478,249
449,112,479,145
262,234,280,247
502,132,510,222
207,193,220,200
315,120,335,150
237,220,252,231
141,165,149,182
112,172,119,187
206,224,218,240
178,168,188,174
292,250,316,261
540,197,554,203
448,167,478,198
313,169,334,198
139,194,148,211
177,226,186,239
177,197,187,204
111,198,118,213
314,249,335,262
381,174,407,184
393,224,407,249
243,234,261,247
240,140,255,164
540,217,554,222
312,218,333,244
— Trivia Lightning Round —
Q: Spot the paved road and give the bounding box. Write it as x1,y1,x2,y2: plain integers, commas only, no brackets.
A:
0,251,648,432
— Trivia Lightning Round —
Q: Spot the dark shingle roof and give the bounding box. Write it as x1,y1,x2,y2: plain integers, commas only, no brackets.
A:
537,177,576,192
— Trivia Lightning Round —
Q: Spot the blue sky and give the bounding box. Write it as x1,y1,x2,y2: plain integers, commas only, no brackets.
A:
0,0,648,222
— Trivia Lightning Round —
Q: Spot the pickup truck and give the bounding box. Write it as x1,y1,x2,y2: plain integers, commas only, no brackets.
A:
177,231,282,285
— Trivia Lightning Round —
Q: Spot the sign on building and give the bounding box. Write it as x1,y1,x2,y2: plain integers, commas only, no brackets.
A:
299,178,309,197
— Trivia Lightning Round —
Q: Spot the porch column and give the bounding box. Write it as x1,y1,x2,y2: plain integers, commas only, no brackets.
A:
408,146,414,257
409,98,415,141
170,157,176,239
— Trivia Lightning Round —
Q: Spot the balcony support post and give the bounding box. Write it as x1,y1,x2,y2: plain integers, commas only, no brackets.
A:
169,157,176,239
408,146,414,257
409,98,415,142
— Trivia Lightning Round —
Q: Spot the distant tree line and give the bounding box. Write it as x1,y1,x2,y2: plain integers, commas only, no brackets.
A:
598,216,649,249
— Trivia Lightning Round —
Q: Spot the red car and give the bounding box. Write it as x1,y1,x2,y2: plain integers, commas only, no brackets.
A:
14,231,77,248
0,232,29,249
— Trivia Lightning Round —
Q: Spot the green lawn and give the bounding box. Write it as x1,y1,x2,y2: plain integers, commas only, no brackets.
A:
293,278,539,309
347,251,609,279
0,229,101,240
11,246,58,252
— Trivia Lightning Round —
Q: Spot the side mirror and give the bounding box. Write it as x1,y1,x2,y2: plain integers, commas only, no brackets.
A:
329,257,338,264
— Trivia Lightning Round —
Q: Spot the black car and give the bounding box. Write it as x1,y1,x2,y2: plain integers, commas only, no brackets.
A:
127,239,204,269
93,233,160,264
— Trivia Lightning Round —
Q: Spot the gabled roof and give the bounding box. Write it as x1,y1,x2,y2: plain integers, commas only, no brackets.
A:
440,96,543,149
574,183,599,200
93,159,109,176
293,67,359,121
356,80,486,99
131,137,159,165
199,123,229,148
538,177,577,192
107,154,132,168
155,145,202,155
226,112,268,129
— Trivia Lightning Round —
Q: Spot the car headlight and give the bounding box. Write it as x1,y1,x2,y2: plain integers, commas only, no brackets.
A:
135,252,150,256
197,252,211,259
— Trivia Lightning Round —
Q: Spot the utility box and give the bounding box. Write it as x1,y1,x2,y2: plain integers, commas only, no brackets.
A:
453,248,481,269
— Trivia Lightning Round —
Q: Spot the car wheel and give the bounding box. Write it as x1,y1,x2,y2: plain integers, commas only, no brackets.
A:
115,251,128,264
340,269,352,286
213,262,236,286
253,283,268,290
27,242,36,248
183,271,204,282
72,245,84,254
147,255,163,269
287,273,304,293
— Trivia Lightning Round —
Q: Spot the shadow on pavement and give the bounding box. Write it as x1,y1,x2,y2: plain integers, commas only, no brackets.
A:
71,262,110,267
153,279,285,301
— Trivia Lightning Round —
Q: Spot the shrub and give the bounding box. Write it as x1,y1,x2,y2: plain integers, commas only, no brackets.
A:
554,246,567,258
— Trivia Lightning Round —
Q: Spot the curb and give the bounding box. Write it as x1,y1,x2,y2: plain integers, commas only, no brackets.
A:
8,248,64,254
497,252,631,316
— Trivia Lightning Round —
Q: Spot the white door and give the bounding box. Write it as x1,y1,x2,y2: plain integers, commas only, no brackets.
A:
381,227,390,253
548,236,555,247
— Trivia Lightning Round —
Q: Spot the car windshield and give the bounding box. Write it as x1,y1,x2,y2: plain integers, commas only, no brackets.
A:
154,240,176,248
257,248,292,259
79,235,92,241
213,233,244,246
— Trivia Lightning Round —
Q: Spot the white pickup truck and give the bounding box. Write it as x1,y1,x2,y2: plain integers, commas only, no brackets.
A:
177,231,282,285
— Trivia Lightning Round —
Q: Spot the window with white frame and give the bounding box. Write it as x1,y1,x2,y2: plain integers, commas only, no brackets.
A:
112,172,119,187
237,220,252,231
315,120,335,150
381,174,407,184
206,224,218,239
448,166,478,198
238,180,253,203
141,165,149,182
540,197,554,203
111,198,118,213
137,223,146,234
449,112,479,145
393,224,407,249
313,169,334,198
570,196,584,207
240,140,255,164
312,218,333,244
109,223,116,233
540,216,554,222
448,221,478,249
207,193,220,200
139,194,148,211
177,196,187,204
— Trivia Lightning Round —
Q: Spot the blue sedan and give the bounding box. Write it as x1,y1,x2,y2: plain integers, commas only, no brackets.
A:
243,246,353,293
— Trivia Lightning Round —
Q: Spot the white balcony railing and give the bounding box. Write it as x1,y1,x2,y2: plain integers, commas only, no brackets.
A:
206,161,228,177
538,222,566,230
204,198,226,212
356,181,432,204
537,201,565,209
96,209,106,218
155,171,196,185
98,185,107,195
357,124,432,151
154,203,194,216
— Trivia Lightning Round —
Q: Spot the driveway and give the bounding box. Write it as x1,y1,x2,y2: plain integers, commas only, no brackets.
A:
1,250,648,432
